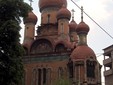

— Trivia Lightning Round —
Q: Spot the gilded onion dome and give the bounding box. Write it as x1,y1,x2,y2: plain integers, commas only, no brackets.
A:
56,5,71,20
24,11,38,24
39,0,67,12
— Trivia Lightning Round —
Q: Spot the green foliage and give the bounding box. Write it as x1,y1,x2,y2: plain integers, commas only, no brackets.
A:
0,0,32,23
54,78,72,85
0,0,31,85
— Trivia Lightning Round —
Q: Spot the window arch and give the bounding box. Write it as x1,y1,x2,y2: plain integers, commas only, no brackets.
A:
55,43,66,52
47,68,51,85
38,69,42,85
86,60,95,78
47,14,50,23
36,68,51,85
61,23,64,34
31,69,37,85
58,67,64,78
67,58,73,78
30,67,52,85
30,39,53,54
43,68,47,84
23,46,28,55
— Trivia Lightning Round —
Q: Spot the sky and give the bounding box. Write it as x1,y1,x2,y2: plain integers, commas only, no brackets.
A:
20,0,113,85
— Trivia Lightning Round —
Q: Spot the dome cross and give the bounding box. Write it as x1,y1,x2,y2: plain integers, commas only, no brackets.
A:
81,6,83,22
71,9,75,20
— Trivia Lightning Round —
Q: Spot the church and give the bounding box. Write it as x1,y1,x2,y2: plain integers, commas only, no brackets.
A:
22,0,102,85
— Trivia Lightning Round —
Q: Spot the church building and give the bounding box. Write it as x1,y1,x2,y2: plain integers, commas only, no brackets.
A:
22,0,102,85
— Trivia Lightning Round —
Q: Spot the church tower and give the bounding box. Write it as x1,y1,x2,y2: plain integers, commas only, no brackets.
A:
57,5,71,41
23,3,37,53
69,9,78,47
71,7,101,85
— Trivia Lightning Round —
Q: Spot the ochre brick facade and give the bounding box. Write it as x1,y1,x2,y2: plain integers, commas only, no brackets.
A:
22,0,102,85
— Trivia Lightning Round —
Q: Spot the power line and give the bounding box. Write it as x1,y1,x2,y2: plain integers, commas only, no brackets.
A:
71,0,113,40
96,53,103,57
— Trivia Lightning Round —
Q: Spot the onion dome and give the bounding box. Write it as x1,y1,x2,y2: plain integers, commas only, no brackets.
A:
76,6,89,34
24,11,37,24
70,6,95,60
69,20,77,32
39,0,67,12
71,45,96,60
57,5,71,20
76,21,89,34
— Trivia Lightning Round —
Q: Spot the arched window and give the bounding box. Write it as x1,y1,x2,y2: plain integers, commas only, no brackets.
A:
67,58,73,78
86,60,95,78
47,14,50,23
55,44,66,52
43,68,46,84
23,47,28,55
31,69,37,85
47,68,51,85
58,67,63,79
30,39,53,54
38,69,42,85
61,23,64,34
37,68,50,85
32,68,51,85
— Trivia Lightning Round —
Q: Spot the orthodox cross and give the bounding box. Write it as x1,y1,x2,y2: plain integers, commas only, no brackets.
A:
81,6,83,22
71,9,75,20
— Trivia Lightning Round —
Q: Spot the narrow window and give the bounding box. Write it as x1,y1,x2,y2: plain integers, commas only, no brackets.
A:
67,58,73,78
43,68,46,84
38,69,42,85
61,23,64,34
55,44,65,52
86,60,95,78
25,27,29,36
47,68,51,84
58,67,63,78
31,69,37,85
47,14,50,23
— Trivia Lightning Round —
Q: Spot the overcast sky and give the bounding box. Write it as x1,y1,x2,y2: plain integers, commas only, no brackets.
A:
20,0,113,84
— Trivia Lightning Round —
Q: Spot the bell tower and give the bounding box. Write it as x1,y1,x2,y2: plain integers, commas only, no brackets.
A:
57,5,71,41
71,6,101,85
23,0,37,50
69,9,78,45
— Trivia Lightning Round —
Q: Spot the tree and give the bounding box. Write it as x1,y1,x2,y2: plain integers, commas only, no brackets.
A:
0,0,31,85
